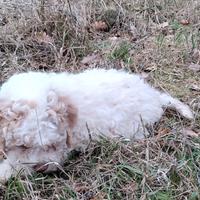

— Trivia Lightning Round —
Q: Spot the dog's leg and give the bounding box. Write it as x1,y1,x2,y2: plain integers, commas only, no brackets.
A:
0,159,14,183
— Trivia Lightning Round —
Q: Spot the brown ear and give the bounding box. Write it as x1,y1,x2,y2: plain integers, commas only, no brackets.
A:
58,96,78,129
47,91,78,148
58,96,78,148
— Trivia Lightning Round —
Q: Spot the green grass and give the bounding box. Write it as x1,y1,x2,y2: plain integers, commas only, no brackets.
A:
108,41,132,62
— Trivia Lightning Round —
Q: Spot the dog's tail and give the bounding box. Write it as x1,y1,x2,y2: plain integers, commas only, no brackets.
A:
159,93,194,120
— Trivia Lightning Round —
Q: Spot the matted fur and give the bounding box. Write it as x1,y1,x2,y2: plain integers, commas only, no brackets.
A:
0,69,193,182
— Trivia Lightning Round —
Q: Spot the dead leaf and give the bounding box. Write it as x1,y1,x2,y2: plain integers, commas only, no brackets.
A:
92,21,108,31
180,19,190,25
192,102,200,109
80,54,101,65
188,63,200,72
34,31,54,44
183,128,200,137
189,84,200,92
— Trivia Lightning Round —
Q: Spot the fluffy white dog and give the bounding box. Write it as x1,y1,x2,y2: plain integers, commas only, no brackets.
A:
0,69,193,182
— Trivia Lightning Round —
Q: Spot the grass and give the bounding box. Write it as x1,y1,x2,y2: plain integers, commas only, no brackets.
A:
1,134,200,199
0,0,200,199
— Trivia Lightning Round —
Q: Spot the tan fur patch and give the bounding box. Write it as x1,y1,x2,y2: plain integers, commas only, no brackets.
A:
0,99,37,152
58,96,77,148
54,96,78,125
47,93,78,148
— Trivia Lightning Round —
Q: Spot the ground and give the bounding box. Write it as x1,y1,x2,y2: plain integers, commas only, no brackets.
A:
0,0,200,199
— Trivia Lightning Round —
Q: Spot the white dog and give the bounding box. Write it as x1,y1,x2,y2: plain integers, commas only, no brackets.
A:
0,69,193,182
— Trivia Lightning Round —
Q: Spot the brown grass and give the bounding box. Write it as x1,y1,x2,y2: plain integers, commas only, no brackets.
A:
0,0,200,199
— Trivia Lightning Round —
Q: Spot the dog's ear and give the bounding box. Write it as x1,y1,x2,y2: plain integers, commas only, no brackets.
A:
47,91,78,148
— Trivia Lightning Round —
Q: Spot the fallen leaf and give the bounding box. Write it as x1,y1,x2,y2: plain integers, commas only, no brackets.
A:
189,84,200,91
180,19,190,25
80,54,101,65
188,63,200,72
34,31,54,44
92,21,108,31
183,128,200,137
192,102,200,109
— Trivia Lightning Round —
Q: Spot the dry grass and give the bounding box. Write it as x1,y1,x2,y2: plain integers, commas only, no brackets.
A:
0,0,200,199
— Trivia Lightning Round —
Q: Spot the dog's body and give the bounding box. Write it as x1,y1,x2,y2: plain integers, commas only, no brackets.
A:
0,69,193,182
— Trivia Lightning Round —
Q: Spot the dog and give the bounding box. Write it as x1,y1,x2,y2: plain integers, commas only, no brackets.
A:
0,68,193,182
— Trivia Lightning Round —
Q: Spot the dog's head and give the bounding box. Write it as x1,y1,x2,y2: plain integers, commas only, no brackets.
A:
0,90,78,159
0,99,35,146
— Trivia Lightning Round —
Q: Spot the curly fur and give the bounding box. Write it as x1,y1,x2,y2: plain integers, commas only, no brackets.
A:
0,69,193,182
